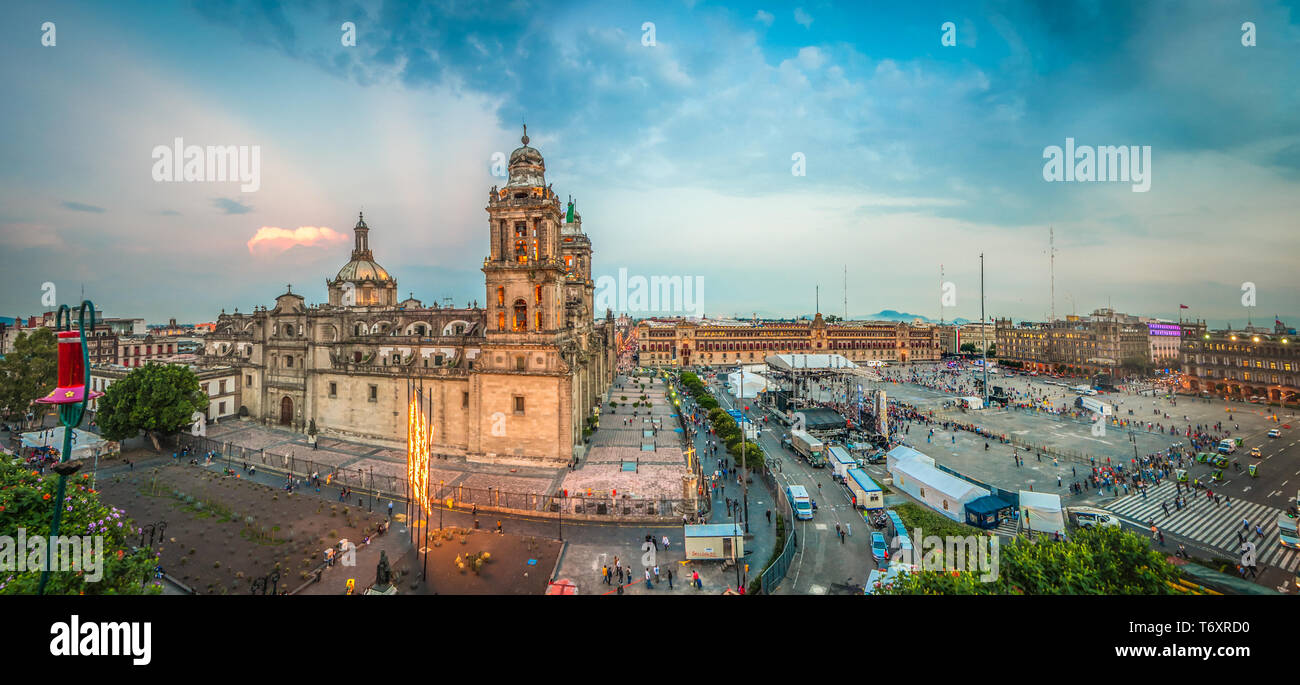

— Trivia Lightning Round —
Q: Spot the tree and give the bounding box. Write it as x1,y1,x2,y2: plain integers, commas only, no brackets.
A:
959,342,977,353
0,327,57,423
877,526,1180,595
0,457,160,594
986,343,996,357
96,363,208,451
730,440,765,470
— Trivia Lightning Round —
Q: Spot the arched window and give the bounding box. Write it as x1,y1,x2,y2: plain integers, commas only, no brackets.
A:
286,356,293,368
513,300,527,332
497,287,505,307
498,311,506,331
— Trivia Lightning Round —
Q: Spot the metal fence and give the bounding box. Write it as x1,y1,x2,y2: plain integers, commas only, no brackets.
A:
759,468,797,595
177,433,694,521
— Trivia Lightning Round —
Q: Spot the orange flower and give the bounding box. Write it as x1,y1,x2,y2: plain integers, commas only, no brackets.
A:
42,493,51,500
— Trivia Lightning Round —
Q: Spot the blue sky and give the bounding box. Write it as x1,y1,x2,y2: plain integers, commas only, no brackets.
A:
2,0,1298,327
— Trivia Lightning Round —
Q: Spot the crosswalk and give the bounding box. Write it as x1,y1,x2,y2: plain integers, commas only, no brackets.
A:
1104,482,1300,572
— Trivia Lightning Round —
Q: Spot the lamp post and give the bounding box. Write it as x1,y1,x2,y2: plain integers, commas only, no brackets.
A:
35,302,101,596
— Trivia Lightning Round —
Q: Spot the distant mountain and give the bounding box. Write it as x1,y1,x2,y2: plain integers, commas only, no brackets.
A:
858,310,970,325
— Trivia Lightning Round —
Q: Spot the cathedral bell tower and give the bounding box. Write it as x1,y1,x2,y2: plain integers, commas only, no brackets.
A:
483,126,565,341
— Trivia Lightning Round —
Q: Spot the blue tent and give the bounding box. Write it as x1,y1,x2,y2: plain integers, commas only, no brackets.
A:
964,494,1014,529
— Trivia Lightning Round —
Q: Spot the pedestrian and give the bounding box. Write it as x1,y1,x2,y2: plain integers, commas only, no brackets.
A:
654,565,660,583
667,568,674,589
602,565,610,584
644,568,653,589
662,535,670,549
387,501,393,518
496,519,503,535
692,569,701,590
766,509,772,524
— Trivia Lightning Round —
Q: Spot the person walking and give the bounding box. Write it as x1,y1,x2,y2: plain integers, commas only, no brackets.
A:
644,568,653,590
667,568,674,589
602,565,610,585
692,568,701,590
653,565,661,583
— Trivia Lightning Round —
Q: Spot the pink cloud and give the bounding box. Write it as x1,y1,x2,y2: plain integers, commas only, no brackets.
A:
246,225,348,256
0,223,65,250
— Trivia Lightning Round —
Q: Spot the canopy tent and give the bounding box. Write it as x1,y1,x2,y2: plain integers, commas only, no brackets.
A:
964,494,1014,529
890,456,989,522
1018,491,1066,536
20,427,113,461
886,445,934,473
725,370,769,399
765,354,858,372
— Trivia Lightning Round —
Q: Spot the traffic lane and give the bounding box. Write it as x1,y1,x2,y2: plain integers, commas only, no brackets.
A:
708,377,873,594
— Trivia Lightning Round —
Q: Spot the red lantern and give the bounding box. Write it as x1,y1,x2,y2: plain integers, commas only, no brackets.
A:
35,331,102,405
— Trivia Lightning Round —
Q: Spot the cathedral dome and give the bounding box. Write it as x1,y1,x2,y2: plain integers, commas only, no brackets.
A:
335,259,393,283
505,125,546,188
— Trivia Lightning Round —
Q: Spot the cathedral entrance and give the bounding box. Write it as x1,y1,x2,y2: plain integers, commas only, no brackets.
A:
280,396,293,426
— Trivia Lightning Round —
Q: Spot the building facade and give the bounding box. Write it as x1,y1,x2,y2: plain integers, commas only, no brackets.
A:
198,132,616,465
1179,321,1299,404
90,363,242,421
635,313,943,367
994,308,1157,375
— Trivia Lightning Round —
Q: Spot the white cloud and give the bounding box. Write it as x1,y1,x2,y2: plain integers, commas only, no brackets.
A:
794,8,814,29
754,10,774,26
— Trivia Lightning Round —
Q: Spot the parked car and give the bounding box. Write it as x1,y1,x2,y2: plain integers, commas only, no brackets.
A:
870,532,889,562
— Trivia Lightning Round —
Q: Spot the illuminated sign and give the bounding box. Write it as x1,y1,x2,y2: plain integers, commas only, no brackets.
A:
1148,323,1181,337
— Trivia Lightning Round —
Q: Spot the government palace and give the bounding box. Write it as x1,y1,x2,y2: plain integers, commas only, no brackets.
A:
199,131,617,466
636,313,944,367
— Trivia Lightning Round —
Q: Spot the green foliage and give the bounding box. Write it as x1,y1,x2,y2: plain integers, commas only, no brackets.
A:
877,526,1181,595
959,342,977,353
895,503,981,541
96,364,208,442
729,441,765,470
0,327,57,420
0,457,160,594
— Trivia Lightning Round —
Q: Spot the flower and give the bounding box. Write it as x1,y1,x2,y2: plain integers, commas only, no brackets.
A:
42,493,51,500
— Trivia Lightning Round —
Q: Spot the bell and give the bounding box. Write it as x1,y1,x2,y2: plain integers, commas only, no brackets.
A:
35,331,103,405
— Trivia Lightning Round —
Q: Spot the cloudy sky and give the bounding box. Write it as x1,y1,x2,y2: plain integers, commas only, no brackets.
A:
2,0,1298,327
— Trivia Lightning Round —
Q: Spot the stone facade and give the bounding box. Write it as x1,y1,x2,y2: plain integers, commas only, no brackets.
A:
636,313,943,367
199,132,616,466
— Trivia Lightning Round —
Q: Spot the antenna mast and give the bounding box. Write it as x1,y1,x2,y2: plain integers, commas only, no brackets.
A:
1049,226,1057,322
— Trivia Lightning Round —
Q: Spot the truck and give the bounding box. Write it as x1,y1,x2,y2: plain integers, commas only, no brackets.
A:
827,445,856,480
786,485,814,520
1217,438,1237,455
1075,396,1112,416
845,468,884,511
789,429,826,468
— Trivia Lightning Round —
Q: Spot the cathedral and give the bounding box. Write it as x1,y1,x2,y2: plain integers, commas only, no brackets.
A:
201,131,616,466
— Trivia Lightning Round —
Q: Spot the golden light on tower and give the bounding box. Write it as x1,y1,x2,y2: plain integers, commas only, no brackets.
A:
406,395,430,508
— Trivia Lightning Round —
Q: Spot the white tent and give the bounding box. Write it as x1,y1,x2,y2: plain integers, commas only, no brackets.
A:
20,427,114,460
959,396,984,410
886,445,934,473
726,370,769,399
890,456,989,522
765,354,858,372
1018,491,1066,536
